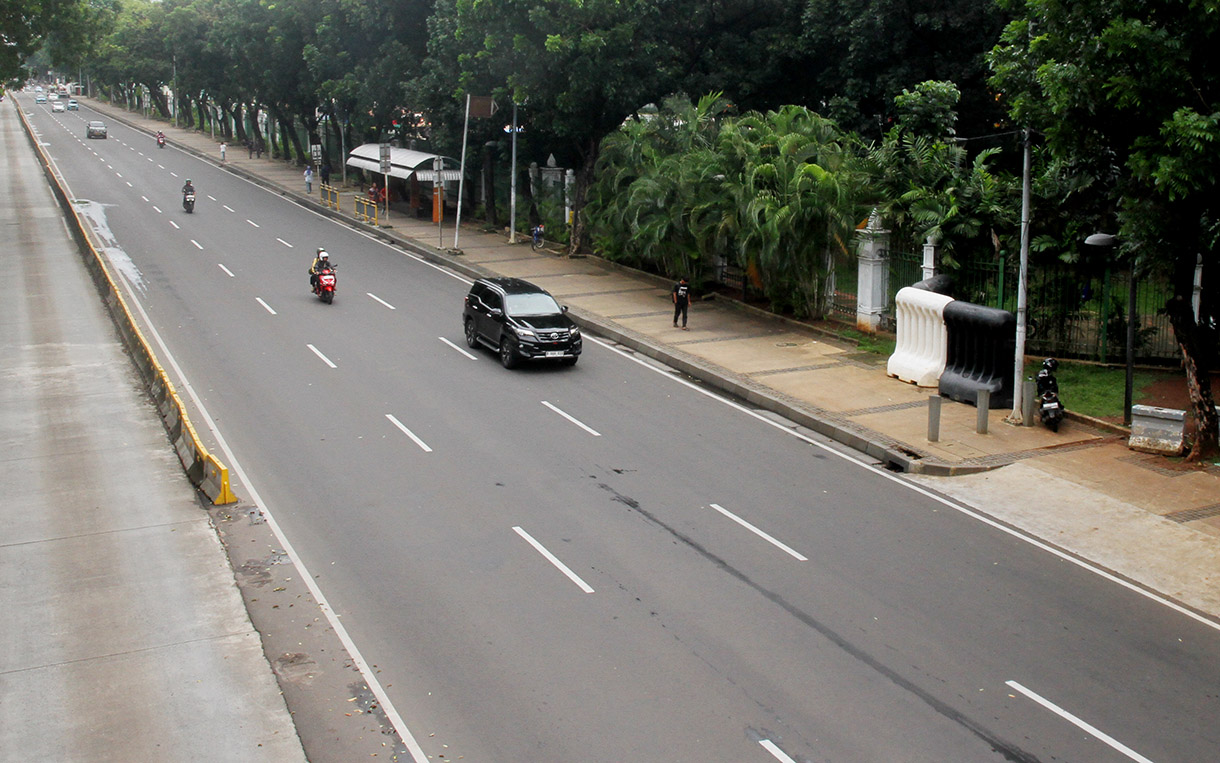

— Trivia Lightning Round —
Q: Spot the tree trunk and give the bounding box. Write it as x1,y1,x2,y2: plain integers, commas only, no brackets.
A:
568,136,601,256
1168,295,1218,460
150,88,170,119
521,166,538,227
228,104,246,144
482,142,497,227
182,94,195,129
283,117,307,163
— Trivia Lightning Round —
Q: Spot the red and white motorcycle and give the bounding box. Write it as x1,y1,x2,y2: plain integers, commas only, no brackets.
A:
313,266,337,304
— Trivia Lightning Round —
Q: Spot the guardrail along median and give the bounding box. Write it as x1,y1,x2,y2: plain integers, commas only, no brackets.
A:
14,100,236,505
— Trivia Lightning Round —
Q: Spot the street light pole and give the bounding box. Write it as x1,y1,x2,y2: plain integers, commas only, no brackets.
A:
1008,128,1033,423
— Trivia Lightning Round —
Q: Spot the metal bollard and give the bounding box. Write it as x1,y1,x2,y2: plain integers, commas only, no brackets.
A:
1022,380,1037,426
976,389,990,434
928,394,942,442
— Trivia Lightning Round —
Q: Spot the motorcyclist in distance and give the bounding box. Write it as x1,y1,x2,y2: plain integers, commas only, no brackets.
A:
182,179,195,195
309,248,334,290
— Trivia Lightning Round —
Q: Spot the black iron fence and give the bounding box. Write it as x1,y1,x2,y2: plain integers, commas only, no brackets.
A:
884,252,1182,362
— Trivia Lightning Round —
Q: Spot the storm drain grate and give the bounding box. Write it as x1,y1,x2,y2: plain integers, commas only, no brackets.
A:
1164,504,1220,524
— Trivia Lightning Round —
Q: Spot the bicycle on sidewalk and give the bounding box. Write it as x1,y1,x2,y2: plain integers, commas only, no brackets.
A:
530,223,545,251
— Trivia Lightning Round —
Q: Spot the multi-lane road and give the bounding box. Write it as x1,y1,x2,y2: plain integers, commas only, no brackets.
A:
18,94,1220,762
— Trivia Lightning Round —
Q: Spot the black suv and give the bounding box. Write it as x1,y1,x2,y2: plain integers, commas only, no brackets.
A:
463,278,582,368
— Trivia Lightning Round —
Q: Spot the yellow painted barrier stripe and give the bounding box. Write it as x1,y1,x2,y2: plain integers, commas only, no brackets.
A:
14,101,237,505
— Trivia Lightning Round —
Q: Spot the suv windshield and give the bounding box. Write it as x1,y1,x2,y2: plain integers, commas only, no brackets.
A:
504,292,561,316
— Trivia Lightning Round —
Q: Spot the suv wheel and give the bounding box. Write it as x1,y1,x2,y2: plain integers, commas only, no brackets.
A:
464,318,478,349
499,337,520,369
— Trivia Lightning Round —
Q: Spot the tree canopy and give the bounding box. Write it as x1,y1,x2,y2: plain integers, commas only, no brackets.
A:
990,0,1219,455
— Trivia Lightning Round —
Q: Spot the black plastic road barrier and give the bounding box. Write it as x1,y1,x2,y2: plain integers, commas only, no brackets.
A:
939,301,1015,409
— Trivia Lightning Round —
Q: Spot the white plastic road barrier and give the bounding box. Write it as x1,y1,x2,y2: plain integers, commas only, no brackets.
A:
887,286,954,387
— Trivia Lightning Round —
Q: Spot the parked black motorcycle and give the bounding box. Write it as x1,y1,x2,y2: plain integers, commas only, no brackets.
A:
1036,357,1064,432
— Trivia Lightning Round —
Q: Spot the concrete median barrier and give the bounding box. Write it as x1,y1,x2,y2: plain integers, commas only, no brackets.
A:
15,101,236,505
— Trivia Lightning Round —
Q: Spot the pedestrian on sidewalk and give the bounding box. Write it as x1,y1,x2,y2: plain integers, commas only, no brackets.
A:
304,166,314,194
220,142,227,163
320,163,331,187
672,276,691,329
246,139,253,158
255,139,263,159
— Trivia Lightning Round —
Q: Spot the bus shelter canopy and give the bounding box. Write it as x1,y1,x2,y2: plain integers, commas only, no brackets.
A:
345,144,462,183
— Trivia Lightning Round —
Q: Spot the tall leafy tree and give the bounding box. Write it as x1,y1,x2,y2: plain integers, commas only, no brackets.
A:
990,0,1219,457
88,0,173,114
722,105,865,316
2,0,112,82
306,0,432,146
801,0,1011,139
424,0,809,253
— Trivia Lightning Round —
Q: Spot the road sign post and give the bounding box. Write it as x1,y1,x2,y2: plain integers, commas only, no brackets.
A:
434,157,444,248
379,143,391,225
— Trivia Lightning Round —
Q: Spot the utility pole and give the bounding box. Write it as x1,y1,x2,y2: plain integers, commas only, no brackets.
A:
509,102,518,244
1007,127,1033,424
454,94,471,250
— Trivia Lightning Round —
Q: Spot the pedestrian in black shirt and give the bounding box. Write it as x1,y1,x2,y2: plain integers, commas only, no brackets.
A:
672,276,691,329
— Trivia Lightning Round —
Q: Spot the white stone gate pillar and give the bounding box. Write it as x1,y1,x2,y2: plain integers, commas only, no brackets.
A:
856,211,890,333
922,235,938,280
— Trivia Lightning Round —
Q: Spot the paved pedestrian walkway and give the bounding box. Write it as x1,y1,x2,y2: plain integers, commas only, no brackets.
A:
81,99,1220,620
1,97,306,762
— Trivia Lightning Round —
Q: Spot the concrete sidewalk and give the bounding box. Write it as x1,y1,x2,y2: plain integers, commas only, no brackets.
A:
86,99,1220,621
1,99,306,761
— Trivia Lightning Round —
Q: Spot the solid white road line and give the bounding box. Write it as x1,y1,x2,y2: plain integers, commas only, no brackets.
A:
760,739,798,763
590,335,1220,634
109,275,429,763
366,292,396,310
191,239,203,250
438,337,477,360
307,343,337,368
541,401,601,436
512,527,595,593
1005,681,1154,763
385,414,433,453
255,297,277,315
709,503,808,561
247,219,260,227
218,263,235,277
277,237,293,248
